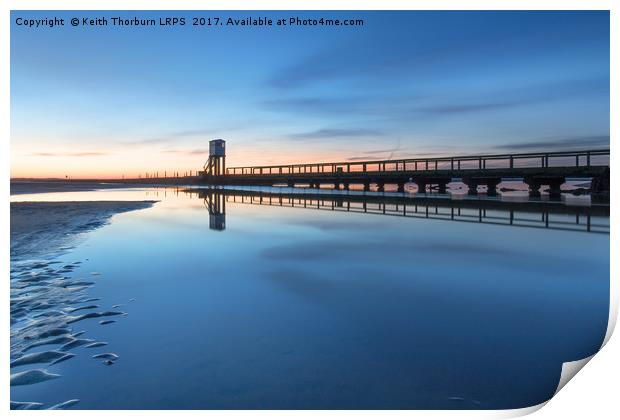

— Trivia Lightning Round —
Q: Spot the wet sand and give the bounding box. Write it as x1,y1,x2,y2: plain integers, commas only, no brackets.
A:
11,199,156,409
11,201,156,262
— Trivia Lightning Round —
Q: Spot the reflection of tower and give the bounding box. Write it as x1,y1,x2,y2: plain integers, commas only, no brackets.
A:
204,191,226,230
203,139,226,176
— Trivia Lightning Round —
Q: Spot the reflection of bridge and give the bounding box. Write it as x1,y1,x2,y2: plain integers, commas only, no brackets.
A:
199,142,610,199
191,188,609,234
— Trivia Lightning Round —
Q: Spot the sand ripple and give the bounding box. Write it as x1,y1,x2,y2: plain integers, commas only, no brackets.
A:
10,200,154,410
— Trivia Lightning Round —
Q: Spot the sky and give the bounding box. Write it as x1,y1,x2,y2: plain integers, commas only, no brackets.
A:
11,10,610,179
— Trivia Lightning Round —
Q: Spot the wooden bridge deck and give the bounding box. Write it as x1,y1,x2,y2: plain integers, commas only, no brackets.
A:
200,149,610,196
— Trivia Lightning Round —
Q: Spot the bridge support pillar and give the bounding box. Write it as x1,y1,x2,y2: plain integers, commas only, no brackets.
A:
548,179,564,198
524,177,541,197
397,183,405,193
416,182,426,194
486,178,501,196
463,179,478,195
591,169,610,202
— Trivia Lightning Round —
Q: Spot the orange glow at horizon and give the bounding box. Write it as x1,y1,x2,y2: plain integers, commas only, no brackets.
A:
11,145,405,180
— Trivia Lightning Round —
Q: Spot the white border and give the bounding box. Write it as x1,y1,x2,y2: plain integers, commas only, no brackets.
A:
2,1,616,418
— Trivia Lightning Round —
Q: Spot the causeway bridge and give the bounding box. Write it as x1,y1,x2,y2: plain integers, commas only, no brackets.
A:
199,140,610,198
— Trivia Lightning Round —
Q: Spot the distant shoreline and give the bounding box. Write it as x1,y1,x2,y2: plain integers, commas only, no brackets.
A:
10,180,183,195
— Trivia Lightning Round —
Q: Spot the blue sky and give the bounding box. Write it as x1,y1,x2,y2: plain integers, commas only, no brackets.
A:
11,10,609,178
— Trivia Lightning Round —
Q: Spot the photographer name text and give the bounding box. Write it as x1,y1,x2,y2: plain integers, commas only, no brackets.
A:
14,15,365,29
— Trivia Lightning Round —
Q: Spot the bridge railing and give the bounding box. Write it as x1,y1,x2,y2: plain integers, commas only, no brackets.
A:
225,149,609,176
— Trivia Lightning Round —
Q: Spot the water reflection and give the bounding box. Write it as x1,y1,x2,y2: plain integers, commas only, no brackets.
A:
10,186,610,409
202,190,226,231
194,188,609,234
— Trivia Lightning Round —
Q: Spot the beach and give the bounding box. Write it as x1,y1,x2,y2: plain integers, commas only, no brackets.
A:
10,184,157,409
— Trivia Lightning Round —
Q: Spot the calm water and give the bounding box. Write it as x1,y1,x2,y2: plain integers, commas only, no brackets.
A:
10,187,609,409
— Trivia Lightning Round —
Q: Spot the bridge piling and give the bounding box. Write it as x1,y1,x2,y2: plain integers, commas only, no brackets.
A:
462,178,479,195
548,179,565,198
524,177,542,197
591,169,610,201
416,181,426,194
486,178,501,196
438,182,448,194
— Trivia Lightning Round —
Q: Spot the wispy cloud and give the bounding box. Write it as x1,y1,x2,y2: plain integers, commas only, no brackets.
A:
344,138,404,161
363,148,399,154
131,138,172,145
417,100,529,115
345,156,385,161
127,128,217,146
169,129,214,138
30,152,110,157
264,95,516,119
263,77,608,123
289,128,383,140
261,96,380,117
265,29,483,89
266,15,609,91
160,148,210,155
495,135,609,150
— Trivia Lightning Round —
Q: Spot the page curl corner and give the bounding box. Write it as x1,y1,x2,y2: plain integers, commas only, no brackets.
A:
553,355,595,397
